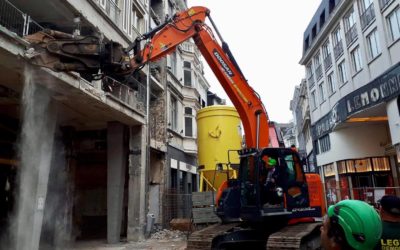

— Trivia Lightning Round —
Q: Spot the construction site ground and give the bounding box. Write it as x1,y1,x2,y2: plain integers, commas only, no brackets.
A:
68,230,188,250
69,239,187,250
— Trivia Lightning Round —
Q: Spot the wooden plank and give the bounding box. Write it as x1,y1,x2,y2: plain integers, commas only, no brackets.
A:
192,191,215,207
192,207,220,224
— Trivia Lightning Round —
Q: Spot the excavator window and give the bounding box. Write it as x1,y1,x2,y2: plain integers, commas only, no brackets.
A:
239,155,257,206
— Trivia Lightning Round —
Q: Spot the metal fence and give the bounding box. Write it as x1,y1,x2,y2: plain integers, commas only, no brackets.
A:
163,189,192,227
325,186,400,207
102,76,147,114
0,0,43,37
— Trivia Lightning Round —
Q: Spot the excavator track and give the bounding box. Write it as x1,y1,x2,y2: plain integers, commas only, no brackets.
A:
187,222,240,250
187,222,321,250
266,222,321,250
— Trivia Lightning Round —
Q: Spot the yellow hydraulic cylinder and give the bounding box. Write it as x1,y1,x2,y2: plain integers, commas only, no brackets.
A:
197,105,242,192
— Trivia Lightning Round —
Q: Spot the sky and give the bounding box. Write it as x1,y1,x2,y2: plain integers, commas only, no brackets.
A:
187,1,321,123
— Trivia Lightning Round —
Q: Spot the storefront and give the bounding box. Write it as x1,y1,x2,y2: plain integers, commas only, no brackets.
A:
323,157,394,205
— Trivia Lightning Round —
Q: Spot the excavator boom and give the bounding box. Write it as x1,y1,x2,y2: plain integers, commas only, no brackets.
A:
25,6,269,149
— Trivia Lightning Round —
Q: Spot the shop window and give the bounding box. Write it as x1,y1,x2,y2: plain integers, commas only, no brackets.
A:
354,158,372,172
372,157,390,171
337,161,347,174
324,163,336,177
346,160,356,173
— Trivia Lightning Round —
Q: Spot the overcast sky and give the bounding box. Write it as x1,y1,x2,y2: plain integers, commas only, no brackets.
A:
187,1,321,123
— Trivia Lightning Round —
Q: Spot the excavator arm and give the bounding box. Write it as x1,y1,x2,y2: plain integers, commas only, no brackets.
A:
25,6,269,149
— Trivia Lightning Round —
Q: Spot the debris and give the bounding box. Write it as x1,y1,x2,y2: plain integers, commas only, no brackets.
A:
150,229,186,240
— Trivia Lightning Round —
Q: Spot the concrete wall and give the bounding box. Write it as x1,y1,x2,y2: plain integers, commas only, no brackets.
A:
317,123,389,165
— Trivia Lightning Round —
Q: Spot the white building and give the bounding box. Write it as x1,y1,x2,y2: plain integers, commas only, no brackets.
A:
299,0,400,205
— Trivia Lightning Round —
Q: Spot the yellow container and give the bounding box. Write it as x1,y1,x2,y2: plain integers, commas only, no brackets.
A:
197,105,242,192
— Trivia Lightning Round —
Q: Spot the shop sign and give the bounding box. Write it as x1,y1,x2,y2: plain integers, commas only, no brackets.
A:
312,102,346,138
346,62,400,115
312,62,400,140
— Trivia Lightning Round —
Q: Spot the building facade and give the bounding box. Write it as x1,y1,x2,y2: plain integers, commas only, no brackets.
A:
300,0,400,206
290,79,316,173
0,0,209,247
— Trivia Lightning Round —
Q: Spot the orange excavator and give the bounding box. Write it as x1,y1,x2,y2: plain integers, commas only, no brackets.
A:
24,6,325,249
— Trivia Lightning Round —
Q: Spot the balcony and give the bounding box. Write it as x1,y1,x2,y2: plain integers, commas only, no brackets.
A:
323,54,332,71
333,41,344,59
92,0,122,27
308,73,315,89
345,24,358,46
183,137,197,155
180,42,201,57
0,0,43,37
102,76,147,114
315,65,323,81
360,4,375,30
379,0,393,10
150,7,161,25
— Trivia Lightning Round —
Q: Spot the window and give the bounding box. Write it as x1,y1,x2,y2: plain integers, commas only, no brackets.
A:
344,8,356,31
387,7,400,42
367,29,381,59
100,0,106,9
360,0,373,12
344,7,358,45
329,0,336,14
332,26,342,46
123,0,132,35
170,52,177,75
350,46,363,73
133,10,144,34
359,0,375,29
170,95,178,130
312,25,317,39
314,52,322,79
184,107,193,137
314,140,320,155
319,134,331,153
314,52,321,67
322,40,331,60
306,63,313,78
332,26,344,59
322,40,332,70
311,90,317,109
319,82,326,103
183,61,192,87
320,11,326,28
327,72,336,94
338,60,348,84
305,36,310,51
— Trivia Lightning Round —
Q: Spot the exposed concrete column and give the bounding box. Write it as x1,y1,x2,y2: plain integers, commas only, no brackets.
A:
127,125,147,242
107,122,127,244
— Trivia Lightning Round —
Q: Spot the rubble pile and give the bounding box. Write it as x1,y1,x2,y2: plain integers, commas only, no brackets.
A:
150,229,186,240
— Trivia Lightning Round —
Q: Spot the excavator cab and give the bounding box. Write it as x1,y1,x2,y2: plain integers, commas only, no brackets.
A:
217,147,322,224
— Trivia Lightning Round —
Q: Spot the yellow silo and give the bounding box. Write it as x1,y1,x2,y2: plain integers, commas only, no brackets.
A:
197,105,242,192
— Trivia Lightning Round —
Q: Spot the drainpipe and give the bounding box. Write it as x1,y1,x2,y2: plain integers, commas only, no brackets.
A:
145,0,152,237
